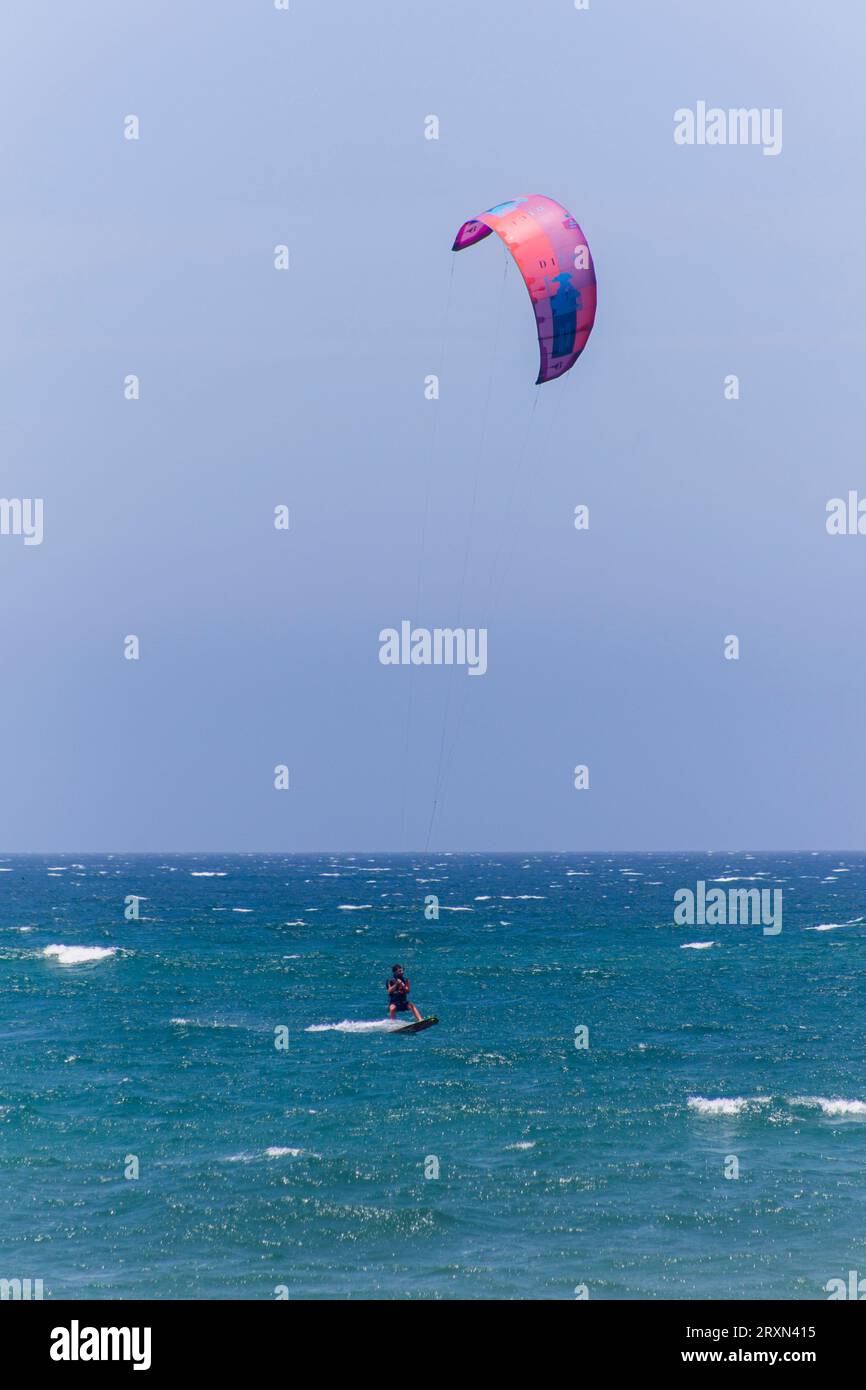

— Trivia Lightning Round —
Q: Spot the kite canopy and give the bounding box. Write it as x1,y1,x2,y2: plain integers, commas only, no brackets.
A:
452,195,597,384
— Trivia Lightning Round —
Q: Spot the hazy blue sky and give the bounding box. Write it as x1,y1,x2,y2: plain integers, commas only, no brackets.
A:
1,1,864,851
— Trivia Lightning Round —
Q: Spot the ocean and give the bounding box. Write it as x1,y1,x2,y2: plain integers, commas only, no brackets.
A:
2,851,865,1301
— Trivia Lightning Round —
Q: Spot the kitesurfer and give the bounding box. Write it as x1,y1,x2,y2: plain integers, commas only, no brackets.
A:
387,964,422,1022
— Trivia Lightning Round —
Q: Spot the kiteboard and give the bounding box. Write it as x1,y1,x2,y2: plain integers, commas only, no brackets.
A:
391,1015,439,1035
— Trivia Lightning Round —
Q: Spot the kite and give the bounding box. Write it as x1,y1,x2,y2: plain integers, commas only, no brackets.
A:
452,195,597,384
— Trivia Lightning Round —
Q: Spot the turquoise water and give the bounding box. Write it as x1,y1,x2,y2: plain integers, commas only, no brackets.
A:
2,852,865,1300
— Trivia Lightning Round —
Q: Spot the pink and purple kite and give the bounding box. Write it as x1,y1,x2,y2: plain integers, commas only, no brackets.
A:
452,195,597,384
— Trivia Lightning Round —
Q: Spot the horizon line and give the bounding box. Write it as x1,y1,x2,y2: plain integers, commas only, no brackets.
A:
0,848,862,858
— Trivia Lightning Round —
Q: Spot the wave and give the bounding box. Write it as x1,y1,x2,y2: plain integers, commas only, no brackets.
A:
791,1096,866,1117
681,941,716,949
688,1096,752,1115
223,1147,308,1163
806,918,863,932
688,1096,772,1116
689,1094,866,1120
42,944,118,966
170,1017,241,1030
710,875,767,882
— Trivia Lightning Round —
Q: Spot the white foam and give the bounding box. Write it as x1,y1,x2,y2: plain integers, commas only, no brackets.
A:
793,1096,866,1117
807,917,863,931
170,1017,239,1029
506,1141,536,1150
681,941,716,950
337,904,372,911
190,871,227,877
688,1096,749,1115
43,944,118,966
306,1018,397,1033
265,1146,303,1158
710,875,767,882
